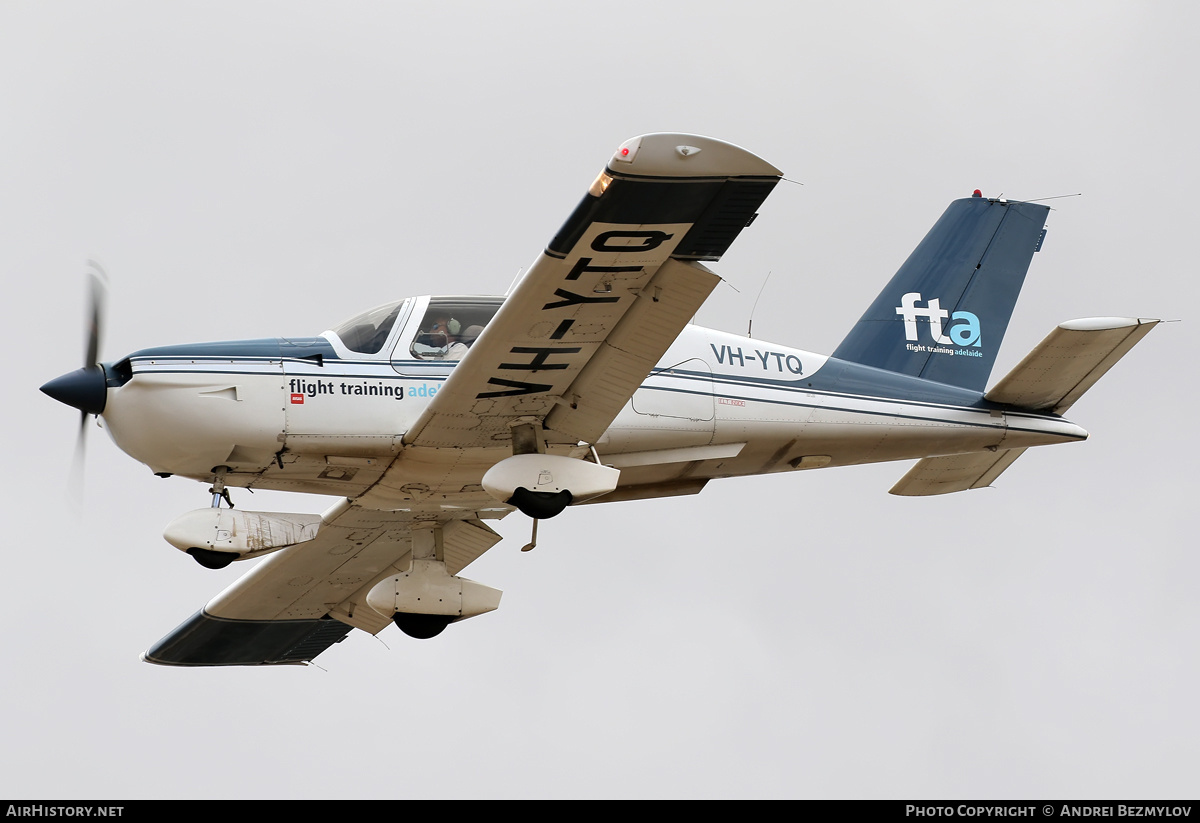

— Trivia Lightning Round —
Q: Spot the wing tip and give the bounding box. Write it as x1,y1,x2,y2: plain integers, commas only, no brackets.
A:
1058,317,1160,332
610,133,782,179
142,610,352,667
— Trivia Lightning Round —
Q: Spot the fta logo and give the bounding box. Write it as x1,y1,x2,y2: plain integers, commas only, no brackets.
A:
895,292,982,347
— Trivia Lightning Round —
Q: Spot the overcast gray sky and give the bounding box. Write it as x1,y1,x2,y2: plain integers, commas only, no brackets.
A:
3,0,1195,799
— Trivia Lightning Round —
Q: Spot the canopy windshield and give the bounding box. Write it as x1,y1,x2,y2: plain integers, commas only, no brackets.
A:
331,301,405,354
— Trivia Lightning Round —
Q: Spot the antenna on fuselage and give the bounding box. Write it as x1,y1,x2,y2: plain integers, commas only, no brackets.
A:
748,271,772,338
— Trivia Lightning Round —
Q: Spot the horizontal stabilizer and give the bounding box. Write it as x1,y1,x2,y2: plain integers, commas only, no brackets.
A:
890,448,1026,496
985,317,1159,413
891,316,1158,496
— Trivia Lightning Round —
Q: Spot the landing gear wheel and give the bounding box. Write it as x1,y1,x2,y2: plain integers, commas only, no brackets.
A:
186,547,237,569
392,613,453,639
508,487,572,519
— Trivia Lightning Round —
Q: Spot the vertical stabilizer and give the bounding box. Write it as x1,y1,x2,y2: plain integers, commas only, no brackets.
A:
831,197,1049,392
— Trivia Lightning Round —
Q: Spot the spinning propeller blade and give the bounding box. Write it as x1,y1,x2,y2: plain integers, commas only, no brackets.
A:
43,263,109,494
84,262,106,373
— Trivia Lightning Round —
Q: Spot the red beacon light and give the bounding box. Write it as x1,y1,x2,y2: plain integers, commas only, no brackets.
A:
972,189,983,198
613,140,639,164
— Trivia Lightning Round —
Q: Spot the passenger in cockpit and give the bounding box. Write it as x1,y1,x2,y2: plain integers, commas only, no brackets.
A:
460,325,484,348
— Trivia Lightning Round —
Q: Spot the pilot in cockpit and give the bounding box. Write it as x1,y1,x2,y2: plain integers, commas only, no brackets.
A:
411,301,495,361
426,316,469,360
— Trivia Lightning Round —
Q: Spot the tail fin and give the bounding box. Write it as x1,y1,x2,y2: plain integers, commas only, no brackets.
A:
832,196,1050,392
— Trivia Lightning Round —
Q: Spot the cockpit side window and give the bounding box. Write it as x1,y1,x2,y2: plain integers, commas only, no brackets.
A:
410,298,502,361
332,301,404,355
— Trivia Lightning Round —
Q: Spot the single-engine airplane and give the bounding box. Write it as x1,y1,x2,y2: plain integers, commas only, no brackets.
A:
42,134,1157,666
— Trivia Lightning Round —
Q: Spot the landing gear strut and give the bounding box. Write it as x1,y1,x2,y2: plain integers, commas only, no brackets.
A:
185,467,238,569
208,465,234,509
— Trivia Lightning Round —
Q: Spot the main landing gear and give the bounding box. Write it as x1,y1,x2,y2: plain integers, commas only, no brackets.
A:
186,466,237,569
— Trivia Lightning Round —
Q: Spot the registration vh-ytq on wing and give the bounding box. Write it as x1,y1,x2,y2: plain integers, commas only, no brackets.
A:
41,134,1158,667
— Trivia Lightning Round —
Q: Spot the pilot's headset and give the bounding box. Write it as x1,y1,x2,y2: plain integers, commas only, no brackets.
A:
429,317,461,336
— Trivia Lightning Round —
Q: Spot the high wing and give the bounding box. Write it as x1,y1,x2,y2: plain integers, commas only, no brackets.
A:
890,317,1159,496
144,134,782,665
402,133,782,451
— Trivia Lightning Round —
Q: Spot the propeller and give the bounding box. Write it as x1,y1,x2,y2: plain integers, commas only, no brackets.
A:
41,262,109,494
76,265,107,482
84,262,106,379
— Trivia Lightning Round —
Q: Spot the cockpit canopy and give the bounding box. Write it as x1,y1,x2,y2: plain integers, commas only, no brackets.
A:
331,296,504,360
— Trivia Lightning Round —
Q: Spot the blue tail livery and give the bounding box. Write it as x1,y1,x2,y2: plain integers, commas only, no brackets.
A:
832,196,1049,392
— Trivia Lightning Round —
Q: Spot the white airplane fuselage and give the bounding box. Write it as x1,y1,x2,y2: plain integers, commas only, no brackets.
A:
98,294,1086,509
